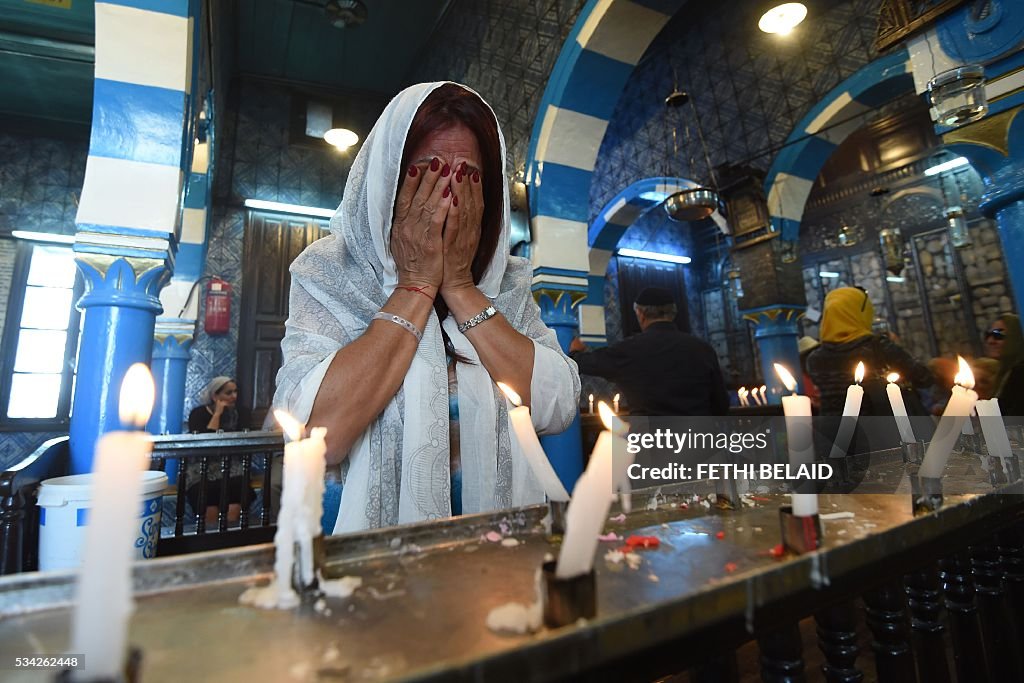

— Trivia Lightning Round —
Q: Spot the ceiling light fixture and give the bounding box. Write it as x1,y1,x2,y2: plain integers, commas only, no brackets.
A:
244,199,335,218
618,248,692,264
758,3,807,34
325,0,368,29
324,128,359,150
924,156,969,176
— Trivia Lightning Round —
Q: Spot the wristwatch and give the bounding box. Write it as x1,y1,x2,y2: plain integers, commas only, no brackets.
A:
457,305,498,334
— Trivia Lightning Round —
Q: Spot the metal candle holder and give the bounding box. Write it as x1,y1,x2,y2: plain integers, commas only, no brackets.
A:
541,560,596,627
901,440,925,464
291,535,327,597
714,477,739,510
778,505,822,555
547,500,568,537
911,472,943,517
56,647,142,683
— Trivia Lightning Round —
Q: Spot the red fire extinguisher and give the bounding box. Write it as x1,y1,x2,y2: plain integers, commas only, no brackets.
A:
204,277,232,335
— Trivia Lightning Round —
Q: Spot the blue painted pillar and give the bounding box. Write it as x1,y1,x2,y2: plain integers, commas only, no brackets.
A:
742,306,805,404
536,291,584,492
149,325,194,435
70,257,170,474
979,159,1024,310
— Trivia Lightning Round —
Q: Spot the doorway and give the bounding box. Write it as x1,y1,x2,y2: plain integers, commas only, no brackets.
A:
237,210,329,428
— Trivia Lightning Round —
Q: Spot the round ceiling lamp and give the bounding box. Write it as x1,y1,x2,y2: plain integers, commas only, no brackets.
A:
758,3,807,34
324,128,359,150
325,0,368,29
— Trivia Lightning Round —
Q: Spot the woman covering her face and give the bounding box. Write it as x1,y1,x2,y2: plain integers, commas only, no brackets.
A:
273,82,580,533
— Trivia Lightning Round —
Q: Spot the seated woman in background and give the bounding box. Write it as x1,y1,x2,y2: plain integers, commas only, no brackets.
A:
188,377,249,433
273,82,580,534
186,377,254,525
807,287,933,418
987,314,1024,416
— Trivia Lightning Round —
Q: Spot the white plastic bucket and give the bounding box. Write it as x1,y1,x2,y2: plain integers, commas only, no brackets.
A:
37,470,168,571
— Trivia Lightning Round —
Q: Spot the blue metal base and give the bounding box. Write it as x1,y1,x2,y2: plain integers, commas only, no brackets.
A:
744,307,805,404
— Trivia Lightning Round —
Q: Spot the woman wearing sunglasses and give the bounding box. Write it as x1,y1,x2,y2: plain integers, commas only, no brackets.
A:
986,314,1024,416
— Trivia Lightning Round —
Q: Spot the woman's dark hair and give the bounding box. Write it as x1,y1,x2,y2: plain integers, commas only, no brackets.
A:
399,84,504,358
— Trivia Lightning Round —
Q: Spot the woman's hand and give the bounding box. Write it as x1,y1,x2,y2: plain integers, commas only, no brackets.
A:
441,164,483,297
213,398,229,415
391,158,452,291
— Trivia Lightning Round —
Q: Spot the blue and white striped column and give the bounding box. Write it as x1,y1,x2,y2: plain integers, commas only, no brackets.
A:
70,0,196,473
526,0,685,487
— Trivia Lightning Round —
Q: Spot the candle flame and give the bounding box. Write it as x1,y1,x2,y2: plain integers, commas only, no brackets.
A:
497,382,522,407
953,355,975,390
118,363,154,429
613,393,620,401
588,393,593,401
273,409,304,442
738,387,748,397
774,363,797,392
887,372,900,383
759,384,766,395
854,362,865,384
598,401,614,429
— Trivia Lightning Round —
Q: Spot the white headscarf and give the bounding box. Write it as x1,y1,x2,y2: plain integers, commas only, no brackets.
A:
273,82,580,533
199,376,233,405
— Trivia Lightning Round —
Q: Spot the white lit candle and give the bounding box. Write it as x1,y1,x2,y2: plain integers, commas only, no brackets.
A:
70,364,154,680
498,383,570,502
920,356,978,479
759,385,768,406
975,398,1013,460
587,393,594,415
885,373,917,444
277,411,327,588
750,386,762,406
774,363,817,516
612,393,620,414
828,362,864,459
738,387,749,407
556,402,620,579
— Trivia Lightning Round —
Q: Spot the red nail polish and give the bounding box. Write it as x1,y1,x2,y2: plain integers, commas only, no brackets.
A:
443,186,451,198
472,171,480,183
455,172,463,183
430,158,439,172
408,165,418,177
453,194,459,207
441,163,451,177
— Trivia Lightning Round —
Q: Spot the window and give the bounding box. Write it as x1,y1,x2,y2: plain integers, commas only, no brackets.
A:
0,241,82,428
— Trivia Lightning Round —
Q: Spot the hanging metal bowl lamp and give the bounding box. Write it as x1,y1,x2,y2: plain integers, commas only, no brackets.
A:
662,88,720,222
665,188,720,221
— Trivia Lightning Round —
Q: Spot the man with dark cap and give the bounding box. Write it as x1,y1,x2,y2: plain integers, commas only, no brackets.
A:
569,287,729,416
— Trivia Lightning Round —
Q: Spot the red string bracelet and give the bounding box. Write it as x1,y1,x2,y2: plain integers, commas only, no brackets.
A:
397,285,434,300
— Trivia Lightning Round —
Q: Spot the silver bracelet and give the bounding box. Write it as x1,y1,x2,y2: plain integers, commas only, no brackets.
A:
457,305,498,334
372,311,422,342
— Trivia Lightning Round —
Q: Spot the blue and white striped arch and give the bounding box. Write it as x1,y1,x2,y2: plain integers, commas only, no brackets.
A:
579,176,727,344
75,0,198,262
764,49,915,241
525,0,687,311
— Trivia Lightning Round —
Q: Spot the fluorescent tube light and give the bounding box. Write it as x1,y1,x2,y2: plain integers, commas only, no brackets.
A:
818,271,840,278
11,230,75,244
244,199,335,218
638,191,669,202
886,276,905,283
617,248,691,264
924,156,968,176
